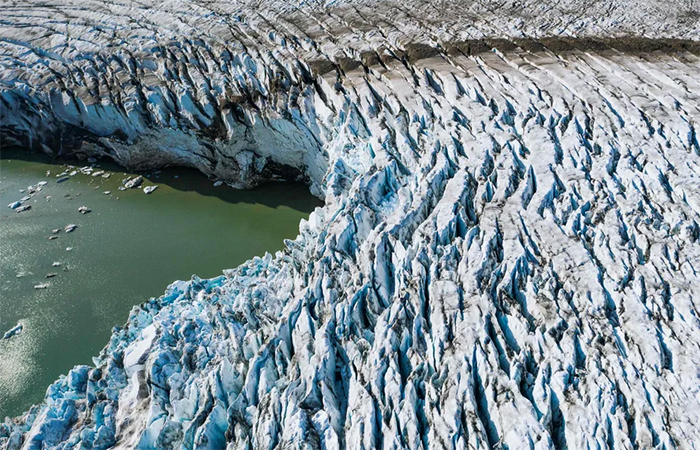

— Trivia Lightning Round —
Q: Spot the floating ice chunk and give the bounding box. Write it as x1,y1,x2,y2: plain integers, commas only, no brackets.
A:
124,176,144,189
3,323,23,339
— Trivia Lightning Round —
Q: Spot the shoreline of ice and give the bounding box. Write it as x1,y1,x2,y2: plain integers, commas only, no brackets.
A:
3,0,700,448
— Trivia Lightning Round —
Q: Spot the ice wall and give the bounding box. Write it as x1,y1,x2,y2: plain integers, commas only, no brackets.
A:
2,1,700,448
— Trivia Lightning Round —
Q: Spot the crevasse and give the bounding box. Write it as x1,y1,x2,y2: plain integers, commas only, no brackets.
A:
2,0,700,448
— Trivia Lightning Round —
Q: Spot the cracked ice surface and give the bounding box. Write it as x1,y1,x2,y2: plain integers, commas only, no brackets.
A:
2,0,700,449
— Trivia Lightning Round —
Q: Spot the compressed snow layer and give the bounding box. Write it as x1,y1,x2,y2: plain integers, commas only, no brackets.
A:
3,1,700,449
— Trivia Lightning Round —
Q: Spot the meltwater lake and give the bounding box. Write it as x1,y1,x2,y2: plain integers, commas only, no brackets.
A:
0,149,322,418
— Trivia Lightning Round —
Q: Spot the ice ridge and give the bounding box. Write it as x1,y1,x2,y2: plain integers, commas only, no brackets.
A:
2,1,700,449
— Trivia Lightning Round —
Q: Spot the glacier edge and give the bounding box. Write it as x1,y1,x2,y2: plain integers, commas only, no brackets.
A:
2,1,700,449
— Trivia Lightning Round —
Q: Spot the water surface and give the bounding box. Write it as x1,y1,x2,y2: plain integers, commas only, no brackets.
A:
0,149,321,418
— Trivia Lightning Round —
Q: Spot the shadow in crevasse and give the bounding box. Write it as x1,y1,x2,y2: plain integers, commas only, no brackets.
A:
0,147,324,213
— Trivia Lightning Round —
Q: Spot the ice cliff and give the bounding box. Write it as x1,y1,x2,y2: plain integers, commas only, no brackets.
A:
3,0,700,448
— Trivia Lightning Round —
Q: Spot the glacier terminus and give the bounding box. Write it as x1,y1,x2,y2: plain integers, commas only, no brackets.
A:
2,0,700,449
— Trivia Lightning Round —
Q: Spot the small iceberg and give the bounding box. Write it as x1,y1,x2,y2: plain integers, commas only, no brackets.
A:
124,176,144,189
3,323,23,339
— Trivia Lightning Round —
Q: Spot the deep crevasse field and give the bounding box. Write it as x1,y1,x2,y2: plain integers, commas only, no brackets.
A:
2,0,700,448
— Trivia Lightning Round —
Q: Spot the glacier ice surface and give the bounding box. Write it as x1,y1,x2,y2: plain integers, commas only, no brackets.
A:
2,0,700,449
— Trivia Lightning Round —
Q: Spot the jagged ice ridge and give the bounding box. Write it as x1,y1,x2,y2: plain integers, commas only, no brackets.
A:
2,0,700,448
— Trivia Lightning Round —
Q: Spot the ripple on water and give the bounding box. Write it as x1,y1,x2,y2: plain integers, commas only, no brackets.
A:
0,320,38,405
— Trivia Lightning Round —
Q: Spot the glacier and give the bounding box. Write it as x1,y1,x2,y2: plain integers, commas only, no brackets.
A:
2,0,700,448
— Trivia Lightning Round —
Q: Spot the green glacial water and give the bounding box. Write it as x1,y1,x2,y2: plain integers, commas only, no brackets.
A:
0,149,322,418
